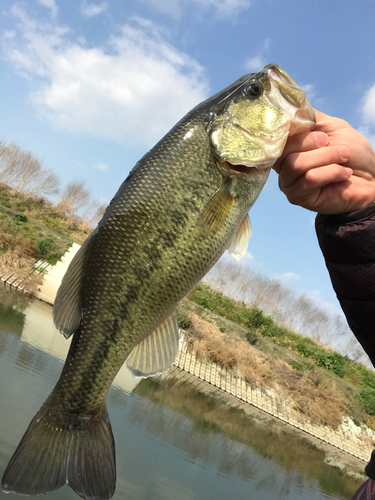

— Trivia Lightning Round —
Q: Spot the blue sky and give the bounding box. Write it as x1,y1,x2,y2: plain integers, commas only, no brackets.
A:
1,0,375,317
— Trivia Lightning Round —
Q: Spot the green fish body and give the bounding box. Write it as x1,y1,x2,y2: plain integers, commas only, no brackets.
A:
2,64,315,500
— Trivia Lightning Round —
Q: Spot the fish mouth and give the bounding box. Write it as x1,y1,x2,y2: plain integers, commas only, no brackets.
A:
263,63,316,135
222,160,270,176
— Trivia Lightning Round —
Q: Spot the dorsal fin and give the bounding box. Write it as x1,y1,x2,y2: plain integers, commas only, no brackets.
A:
228,213,252,261
126,311,180,378
53,233,94,339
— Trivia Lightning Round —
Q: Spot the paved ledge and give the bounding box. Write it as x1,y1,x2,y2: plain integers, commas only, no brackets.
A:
172,336,374,463
36,242,81,304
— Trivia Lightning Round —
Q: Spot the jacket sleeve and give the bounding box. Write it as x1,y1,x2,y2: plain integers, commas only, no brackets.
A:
315,204,375,366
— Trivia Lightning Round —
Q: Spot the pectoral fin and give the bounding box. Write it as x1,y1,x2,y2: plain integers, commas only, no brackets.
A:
126,311,180,378
53,232,95,338
228,213,252,261
196,183,235,234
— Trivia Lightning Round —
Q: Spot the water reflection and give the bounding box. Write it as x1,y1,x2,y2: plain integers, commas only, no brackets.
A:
0,290,364,500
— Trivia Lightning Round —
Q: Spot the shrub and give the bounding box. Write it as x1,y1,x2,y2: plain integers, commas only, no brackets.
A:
178,311,191,330
314,351,345,378
14,213,28,222
37,238,57,255
290,361,306,372
245,308,264,330
295,341,313,357
362,371,375,389
358,388,375,416
245,330,258,345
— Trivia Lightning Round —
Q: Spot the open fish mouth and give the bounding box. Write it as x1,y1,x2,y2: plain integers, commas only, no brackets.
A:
220,160,271,176
264,63,316,135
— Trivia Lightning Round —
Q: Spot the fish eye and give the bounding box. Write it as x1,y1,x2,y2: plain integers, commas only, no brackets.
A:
245,82,263,97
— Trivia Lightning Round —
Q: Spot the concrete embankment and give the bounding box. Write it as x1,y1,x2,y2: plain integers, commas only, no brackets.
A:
0,242,81,300
172,336,374,463
35,243,81,304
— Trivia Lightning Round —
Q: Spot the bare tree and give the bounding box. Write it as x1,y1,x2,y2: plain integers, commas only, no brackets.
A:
204,258,358,357
55,180,91,216
0,140,60,197
83,201,107,227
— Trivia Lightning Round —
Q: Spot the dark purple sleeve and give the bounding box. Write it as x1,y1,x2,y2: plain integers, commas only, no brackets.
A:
315,204,375,366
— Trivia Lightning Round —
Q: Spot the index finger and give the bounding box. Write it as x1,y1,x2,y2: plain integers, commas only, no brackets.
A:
273,130,330,174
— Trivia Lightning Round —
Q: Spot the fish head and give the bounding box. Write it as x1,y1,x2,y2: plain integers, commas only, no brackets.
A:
208,63,315,173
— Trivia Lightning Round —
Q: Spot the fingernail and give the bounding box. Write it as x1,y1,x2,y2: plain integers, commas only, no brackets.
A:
313,132,329,147
338,147,350,160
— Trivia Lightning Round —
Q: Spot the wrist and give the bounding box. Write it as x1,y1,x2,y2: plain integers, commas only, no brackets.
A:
317,203,375,225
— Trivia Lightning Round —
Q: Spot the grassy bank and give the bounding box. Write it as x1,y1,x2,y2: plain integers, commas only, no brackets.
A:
0,183,92,292
180,284,375,430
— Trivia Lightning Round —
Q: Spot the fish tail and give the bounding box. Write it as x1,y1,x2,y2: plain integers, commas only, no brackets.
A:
1,397,116,500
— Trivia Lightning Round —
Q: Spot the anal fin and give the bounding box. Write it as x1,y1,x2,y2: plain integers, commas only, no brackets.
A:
126,311,180,378
53,232,95,339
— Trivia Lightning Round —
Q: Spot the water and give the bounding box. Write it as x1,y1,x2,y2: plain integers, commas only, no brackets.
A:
0,289,364,500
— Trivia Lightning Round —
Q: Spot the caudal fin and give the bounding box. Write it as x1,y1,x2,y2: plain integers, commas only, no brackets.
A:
2,400,116,500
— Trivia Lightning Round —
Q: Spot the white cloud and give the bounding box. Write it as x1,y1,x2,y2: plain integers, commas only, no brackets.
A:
209,0,252,18
300,83,317,102
38,0,58,18
222,250,258,268
263,38,271,51
272,271,300,283
244,55,264,72
362,84,375,125
81,2,108,18
140,0,251,19
3,9,209,149
238,251,254,264
359,125,375,150
95,162,109,171
243,39,271,73
304,289,344,317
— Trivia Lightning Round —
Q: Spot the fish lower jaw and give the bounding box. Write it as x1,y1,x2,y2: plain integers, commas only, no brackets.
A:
225,160,272,176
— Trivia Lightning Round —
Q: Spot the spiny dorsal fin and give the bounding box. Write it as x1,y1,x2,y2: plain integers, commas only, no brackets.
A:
228,213,252,261
53,233,94,339
196,183,235,234
126,311,180,378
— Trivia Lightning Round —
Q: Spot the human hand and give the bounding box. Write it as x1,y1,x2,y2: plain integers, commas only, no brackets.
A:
273,110,375,214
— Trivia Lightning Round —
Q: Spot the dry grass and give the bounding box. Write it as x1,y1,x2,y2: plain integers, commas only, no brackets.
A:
0,227,44,294
187,312,273,385
0,226,40,257
185,312,346,428
0,250,43,294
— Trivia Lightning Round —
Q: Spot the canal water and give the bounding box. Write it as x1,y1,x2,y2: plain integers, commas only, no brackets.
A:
0,289,364,500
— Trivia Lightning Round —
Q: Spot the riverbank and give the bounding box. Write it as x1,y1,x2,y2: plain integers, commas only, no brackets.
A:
173,334,373,464
0,182,91,294
152,366,367,483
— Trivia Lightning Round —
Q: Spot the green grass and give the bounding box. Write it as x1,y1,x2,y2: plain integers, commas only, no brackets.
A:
0,210,72,266
186,283,375,424
188,283,375,393
0,183,90,244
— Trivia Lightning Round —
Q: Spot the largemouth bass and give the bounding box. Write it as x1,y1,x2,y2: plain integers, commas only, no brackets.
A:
2,63,315,500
